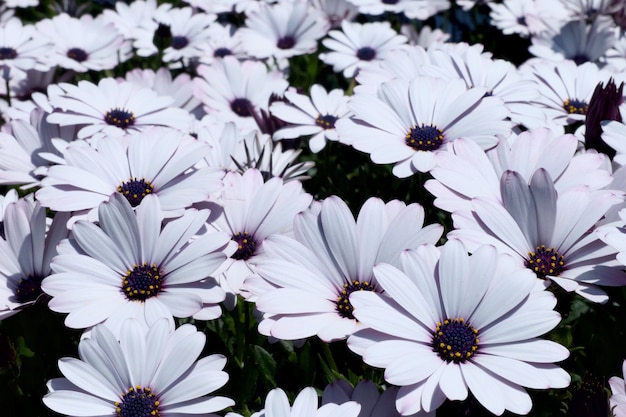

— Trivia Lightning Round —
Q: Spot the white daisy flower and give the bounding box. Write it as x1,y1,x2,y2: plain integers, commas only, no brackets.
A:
238,0,330,61
347,240,571,415
0,109,75,189
528,18,616,64
322,379,433,417
522,59,613,128
194,57,289,131
610,359,626,417
35,127,222,223
207,168,312,296
450,169,626,303
346,0,450,20
488,0,548,37
319,21,408,79
35,13,129,73
247,387,361,417
0,17,51,80
312,0,359,29
424,130,613,216
45,77,193,139
101,0,172,42
43,319,235,417
600,120,626,165
270,84,350,153
0,195,69,320
336,76,511,177
132,6,217,64
247,195,443,342
195,23,248,66
122,67,203,118
42,193,231,335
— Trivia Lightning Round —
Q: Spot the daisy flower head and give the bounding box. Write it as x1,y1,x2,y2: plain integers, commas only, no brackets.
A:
610,359,626,417
43,319,235,417
248,387,360,417
194,57,289,131
34,13,128,73
195,23,248,66
311,0,359,29
238,0,330,61
247,195,443,342
322,379,433,417
42,193,232,335
45,77,193,139
132,6,217,65
0,110,75,189
450,168,626,303
319,21,409,79
336,76,511,177
347,240,571,415
0,195,69,320
270,84,351,153
100,0,172,43
424,130,613,216
488,0,548,37
207,168,312,296
0,17,51,80
346,0,450,20
123,67,203,117
528,18,616,64
35,127,222,223
522,59,613,128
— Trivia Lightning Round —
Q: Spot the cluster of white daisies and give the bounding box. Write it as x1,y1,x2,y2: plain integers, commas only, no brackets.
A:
3,0,626,416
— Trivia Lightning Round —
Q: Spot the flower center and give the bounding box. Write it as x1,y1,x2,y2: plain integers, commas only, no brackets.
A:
230,98,253,117
277,35,296,50
356,47,377,61
105,107,136,129
171,35,189,50
563,98,589,115
382,0,399,3
0,47,17,60
336,280,377,320
115,386,161,417
15,274,44,303
121,263,162,302
315,114,338,130
231,232,257,260
432,317,479,363
525,245,565,279
214,47,232,58
67,47,88,62
117,178,154,207
405,124,444,151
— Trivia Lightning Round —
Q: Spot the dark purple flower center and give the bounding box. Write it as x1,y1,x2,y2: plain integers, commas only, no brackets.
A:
171,36,189,50
214,47,232,58
525,245,565,279
356,47,377,61
573,54,590,65
563,98,589,115
336,280,377,320
117,178,154,207
105,107,136,129
231,232,257,261
432,318,479,363
0,47,17,60
121,263,162,302
231,98,254,117
15,274,44,303
315,114,338,130
277,36,296,50
67,48,88,62
405,124,444,151
382,0,399,4
115,386,161,417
